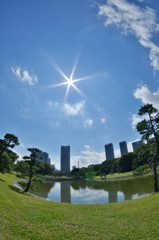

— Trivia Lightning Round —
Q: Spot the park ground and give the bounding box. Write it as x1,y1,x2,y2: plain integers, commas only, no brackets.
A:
0,173,159,240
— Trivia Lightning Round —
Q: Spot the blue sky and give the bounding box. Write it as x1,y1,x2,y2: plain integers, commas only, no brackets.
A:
1,0,159,170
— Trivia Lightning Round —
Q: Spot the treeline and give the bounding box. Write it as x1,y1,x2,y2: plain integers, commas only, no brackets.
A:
71,103,159,194
0,134,54,192
0,133,53,176
70,141,156,178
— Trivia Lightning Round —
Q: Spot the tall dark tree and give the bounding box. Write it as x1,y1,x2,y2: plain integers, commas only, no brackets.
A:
136,103,159,192
23,148,41,193
118,153,135,173
133,141,156,170
0,133,19,172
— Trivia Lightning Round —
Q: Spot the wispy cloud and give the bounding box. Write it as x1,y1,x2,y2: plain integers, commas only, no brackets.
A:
11,66,38,85
84,118,93,127
98,0,159,71
19,107,33,119
63,101,85,116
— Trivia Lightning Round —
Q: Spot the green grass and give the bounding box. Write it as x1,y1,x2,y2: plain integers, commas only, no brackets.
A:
107,171,133,178
95,171,133,180
1,173,159,240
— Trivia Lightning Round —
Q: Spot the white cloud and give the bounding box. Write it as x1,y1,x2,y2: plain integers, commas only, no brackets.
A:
63,101,85,116
84,118,93,127
131,113,146,129
133,85,159,109
101,118,107,124
98,0,159,70
11,66,38,85
114,148,121,158
131,85,159,128
71,145,105,168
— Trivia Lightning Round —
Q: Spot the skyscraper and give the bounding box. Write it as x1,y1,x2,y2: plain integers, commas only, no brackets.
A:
36,151,50,164
105,143,114,160
132,140,143,151
119,141,128,156
61,146,70,172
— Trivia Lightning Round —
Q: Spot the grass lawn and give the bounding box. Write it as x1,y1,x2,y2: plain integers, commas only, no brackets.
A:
0,173,159,240
95,172,134,180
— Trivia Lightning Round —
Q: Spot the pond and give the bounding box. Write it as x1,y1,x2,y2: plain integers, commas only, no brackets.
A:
29,175,155,204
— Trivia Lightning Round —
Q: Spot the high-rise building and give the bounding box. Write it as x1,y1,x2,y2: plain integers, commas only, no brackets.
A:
105,143,114,160
119,141,128,156
61,146,70,172
36,151,50,164
132,140,143,151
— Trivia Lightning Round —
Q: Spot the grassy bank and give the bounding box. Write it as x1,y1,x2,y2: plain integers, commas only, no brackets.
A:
95,171,134,181
0,173,159,240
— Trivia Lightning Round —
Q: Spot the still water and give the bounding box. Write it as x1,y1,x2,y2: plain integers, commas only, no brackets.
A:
29,175,155,204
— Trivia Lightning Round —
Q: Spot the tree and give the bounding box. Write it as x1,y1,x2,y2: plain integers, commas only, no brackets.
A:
14,160,30,176
0,133,19,172
23,148,41,193
118,153,135,173
133,142,155,170
136,103,159,192
1,150,19,173
35,161,53,175
85,169,96,180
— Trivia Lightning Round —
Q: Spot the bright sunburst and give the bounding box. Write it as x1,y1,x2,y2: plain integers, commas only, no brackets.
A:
48,58,94,101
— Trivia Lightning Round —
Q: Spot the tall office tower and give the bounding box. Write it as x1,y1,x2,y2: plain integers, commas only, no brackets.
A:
132,140,143,151
119,141,128,156
105,143,115,160
36,151,50,164
61,146,70,172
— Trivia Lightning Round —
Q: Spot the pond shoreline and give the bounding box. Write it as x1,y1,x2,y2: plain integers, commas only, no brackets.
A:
43,172,151,182
13,173,153,204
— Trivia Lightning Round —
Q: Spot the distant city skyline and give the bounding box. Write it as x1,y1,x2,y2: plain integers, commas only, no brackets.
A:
0,0,159,170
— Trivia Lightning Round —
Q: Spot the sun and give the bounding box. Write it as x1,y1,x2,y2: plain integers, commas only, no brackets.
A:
48,58,94,101
67,77,74,87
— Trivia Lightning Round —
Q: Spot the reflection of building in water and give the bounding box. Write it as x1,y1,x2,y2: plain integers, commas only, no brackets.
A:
61,146,70,173
108,191,117,203
60,181,71,203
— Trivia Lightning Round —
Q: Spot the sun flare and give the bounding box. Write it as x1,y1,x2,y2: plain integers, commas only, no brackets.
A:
48,58,94,101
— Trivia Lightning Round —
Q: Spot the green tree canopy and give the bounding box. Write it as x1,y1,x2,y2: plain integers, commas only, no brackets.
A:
136,103,159,192
0,133,19,172
118,153,135,173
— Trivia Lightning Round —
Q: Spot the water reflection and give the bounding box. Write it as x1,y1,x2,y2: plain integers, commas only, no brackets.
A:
29,175,155,204
61,181,71,203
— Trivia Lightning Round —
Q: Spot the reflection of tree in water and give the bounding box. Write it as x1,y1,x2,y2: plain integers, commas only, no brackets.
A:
29,175,155,203
29,181,55,198
71,180,87,190
71,175,154,197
